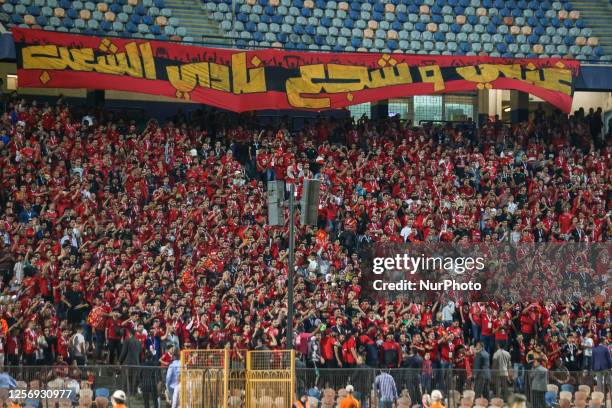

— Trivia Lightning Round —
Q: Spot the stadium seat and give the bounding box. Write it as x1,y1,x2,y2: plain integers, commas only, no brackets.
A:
27,5,40,16
13,4,27,15
0,0,603,56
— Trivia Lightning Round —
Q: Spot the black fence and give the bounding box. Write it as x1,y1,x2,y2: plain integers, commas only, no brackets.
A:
295,368,612,408
0,365,610,408
0,365,175,408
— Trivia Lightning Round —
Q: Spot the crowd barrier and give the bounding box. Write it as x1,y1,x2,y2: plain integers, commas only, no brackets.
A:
0,365,170,408
246,350,295,408
180,349,227,408
295,368,612,408
0,364,609,408
180,349,295,408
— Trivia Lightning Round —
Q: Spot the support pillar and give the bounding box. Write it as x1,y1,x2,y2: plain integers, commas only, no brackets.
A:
477,90,489,127
510,90,529,123
86,90,105,107
372,100,389,120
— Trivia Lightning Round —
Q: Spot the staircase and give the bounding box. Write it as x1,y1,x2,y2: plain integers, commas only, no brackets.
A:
165,0,228,45
572,0,612,59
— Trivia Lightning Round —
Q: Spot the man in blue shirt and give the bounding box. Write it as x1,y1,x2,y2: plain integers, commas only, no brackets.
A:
0,133,9,147
19,204,37,224
165,354,180,408
374,369,398,408
592,342,612,394
0,372,16,388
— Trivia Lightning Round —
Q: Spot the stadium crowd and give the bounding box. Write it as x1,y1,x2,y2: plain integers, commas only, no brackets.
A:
0,95,610,394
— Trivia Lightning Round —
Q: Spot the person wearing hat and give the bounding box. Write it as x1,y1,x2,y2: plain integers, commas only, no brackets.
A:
339,385,360,408
430,390,444,408
507,393,527,408
111,390,128,408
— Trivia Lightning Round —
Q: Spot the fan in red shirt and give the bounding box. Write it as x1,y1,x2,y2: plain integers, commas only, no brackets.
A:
558,205,575,235
424,331,439,363
106,313,124,364
341,333,358,368
5,328,20,367
379,333,402,368
438,332,457,368
493,311,510,350
88,298,111,362
480,307,495,355
135,323,148,360
159,345,175,368
321,331,339,368
22,320,39,366
520,305,537,342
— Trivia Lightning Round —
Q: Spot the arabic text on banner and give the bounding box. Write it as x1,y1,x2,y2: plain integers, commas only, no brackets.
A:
13,28,580,113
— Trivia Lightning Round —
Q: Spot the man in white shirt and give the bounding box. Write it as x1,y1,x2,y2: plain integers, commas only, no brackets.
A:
12,254,24,287
581,331,594,370
317,252,330,276
441,301,455,327
507,196,518,214
400,223,413,242
70,326,87,366
510,225,522,243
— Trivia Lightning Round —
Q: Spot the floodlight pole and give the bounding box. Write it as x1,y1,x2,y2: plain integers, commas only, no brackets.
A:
286,182,295,351
271,179,318,351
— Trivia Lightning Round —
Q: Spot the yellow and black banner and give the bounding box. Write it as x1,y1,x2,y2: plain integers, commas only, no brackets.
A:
14,28,580,112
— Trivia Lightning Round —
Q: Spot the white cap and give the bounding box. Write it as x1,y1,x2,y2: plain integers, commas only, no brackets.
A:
346,385,354,393
431,390,443,400
189,149,198,157
112,390,127,403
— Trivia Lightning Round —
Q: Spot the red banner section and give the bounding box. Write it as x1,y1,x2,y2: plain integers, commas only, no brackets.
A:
13,28,580,112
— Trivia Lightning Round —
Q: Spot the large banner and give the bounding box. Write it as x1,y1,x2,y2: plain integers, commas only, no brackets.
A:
14,28,580,113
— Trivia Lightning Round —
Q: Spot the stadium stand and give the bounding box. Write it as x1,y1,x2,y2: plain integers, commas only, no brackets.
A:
0,1,610,406
164,0,225,44
0,0,192,41
572,1,612,57
213,0,609,59
0,0,610,59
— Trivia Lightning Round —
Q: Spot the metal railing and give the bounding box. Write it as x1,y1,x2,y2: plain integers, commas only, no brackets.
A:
295,368,612,408
246,350,295,408
1,365,610,408
1,365,176,408
180,349,238,408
